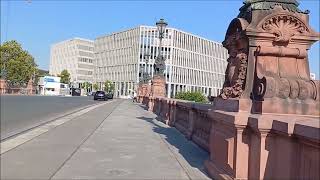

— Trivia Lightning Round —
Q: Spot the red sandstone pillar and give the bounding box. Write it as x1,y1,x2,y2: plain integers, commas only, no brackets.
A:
205,1,319,179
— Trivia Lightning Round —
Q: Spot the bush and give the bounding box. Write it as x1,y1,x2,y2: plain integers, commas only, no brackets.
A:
175,91,207,103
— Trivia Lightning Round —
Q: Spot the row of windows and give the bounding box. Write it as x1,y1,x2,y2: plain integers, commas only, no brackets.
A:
171,66,225,87
172,48,227,73
77,70,93,75
173,30,228,58
95,29,140,52
78,57,93,63
77,44,94,51
78,63,94,69
77,75,92,81
51,43,76,55
50,57,77,70
96,64,137,82
52,51,77,58
79,51,94,58
140,27,172,46
95,47,136,67
139,46,171,61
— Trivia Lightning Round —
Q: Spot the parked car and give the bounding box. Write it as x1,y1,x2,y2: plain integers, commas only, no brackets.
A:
94,91,107,101
71,88,81,96
86,91,94,96
106,93,114,99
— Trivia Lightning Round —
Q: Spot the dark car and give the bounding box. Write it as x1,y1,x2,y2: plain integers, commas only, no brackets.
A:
94,91,107,101
71,88,81,96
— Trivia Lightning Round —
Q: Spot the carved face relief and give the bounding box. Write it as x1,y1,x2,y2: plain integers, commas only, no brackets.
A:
221,31,248,99
261,14,309,45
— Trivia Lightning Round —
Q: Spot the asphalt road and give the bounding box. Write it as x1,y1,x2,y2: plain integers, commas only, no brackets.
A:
0,95,103,140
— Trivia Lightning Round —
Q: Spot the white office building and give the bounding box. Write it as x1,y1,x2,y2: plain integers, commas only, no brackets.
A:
49,38,94,86
94,26,228,98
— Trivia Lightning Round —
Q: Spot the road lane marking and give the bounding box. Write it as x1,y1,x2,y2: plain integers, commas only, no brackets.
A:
0,101,114,154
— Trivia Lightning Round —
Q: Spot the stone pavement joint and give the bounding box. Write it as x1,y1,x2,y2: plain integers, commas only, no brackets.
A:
52,100,210,179
48,100,121,180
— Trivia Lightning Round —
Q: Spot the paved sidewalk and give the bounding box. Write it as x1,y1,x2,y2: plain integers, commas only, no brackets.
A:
1,100,210,179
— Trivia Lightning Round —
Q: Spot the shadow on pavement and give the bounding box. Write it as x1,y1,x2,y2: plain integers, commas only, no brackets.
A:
137,104,149,111
136,116,209,176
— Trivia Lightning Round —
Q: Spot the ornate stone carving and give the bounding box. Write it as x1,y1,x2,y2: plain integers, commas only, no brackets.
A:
253,76,318,101
253,45,318,101
221,31,249,99
261,14,309,45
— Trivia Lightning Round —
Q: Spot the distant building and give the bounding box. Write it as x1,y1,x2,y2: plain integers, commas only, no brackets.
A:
310,73,316,80
94,26,228,98
38,76,61,96
49,38,94,87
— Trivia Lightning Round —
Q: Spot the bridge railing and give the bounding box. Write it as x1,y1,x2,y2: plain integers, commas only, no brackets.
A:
138,95,320,179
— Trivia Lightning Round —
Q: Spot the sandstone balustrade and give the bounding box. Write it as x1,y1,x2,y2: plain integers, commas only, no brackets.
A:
137,2,320,178
138,95,320,179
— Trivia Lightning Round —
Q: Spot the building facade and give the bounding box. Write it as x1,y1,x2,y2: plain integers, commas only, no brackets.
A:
49,38,94,86
94,26,228,98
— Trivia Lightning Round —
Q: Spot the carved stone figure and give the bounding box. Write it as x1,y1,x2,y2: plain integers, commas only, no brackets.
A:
221,27,249,99
216,0,319,115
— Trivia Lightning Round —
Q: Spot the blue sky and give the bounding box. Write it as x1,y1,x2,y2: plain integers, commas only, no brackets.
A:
1,0,319,78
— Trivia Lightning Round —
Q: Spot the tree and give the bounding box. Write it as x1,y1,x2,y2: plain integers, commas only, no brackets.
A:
93,83,99,91
175,91,207,103
34,68,49,86
0,40,37,87
59,69,70,84
81,82,92,92
104,80,115,93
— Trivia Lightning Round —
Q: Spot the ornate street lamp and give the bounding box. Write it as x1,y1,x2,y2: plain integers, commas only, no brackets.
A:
154,18,168,76
156,18,168,39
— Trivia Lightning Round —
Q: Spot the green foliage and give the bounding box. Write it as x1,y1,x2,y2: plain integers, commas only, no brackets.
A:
175,91,207,103
59,69,70,84
81,82,92,90
104,80,115,93
0,40,37,87
34,68,49,85
93,83,99,91
38,69,49,76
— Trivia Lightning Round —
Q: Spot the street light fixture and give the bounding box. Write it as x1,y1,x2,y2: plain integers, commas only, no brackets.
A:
154,18,168,76
156,18,168,39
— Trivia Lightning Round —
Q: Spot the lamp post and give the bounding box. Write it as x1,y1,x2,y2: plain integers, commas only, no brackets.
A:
143,54,151,84
154,18,168,76
149,18,168,98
